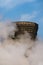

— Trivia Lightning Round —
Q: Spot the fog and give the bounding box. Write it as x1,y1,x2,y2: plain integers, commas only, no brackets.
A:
0,22,43,65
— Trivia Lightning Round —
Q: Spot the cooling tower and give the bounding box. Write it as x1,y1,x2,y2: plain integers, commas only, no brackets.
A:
9,21,38,40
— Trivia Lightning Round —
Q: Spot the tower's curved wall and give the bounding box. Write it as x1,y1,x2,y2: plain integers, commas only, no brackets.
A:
14,22,38,40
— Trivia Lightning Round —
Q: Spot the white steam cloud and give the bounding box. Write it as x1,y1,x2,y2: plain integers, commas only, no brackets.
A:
0,22,43,65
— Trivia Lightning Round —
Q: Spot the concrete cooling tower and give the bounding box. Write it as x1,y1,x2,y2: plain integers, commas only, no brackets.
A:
9,21,38,40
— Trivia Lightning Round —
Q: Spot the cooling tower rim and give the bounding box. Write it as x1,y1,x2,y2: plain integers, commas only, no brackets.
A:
12,21,38,26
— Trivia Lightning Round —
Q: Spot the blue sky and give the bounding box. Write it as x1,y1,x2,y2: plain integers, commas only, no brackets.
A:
0,0,43,38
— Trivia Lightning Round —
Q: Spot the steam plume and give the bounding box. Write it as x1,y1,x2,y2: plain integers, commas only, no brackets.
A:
0,22,43,65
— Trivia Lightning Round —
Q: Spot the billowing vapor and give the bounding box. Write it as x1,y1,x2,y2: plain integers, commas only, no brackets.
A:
0,22,43,65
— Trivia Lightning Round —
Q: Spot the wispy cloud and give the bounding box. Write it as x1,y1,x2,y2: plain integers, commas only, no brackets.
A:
0,0,35,9
20,11,37,21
